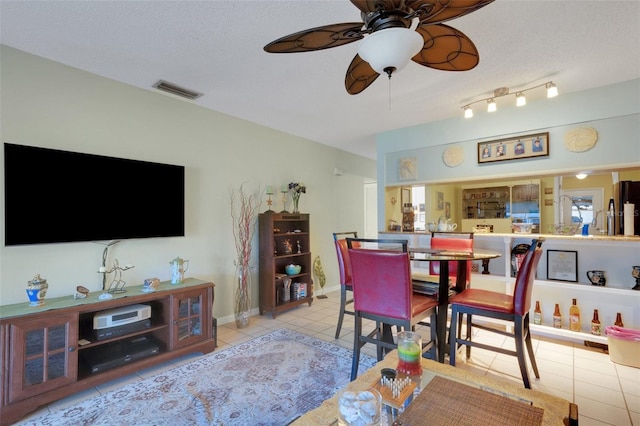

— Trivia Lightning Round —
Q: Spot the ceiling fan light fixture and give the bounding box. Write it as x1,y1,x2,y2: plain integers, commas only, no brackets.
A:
546,81,558,98
487,98,497,112
358,28,423,76
516,92,526,106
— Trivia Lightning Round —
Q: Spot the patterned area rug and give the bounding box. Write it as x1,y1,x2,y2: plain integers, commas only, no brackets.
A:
17,328,376,426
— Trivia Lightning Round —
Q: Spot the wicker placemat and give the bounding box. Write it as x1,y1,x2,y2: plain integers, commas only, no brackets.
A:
396,376,544,426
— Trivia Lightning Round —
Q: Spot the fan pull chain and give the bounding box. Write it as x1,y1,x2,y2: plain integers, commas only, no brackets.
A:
388,75,392,110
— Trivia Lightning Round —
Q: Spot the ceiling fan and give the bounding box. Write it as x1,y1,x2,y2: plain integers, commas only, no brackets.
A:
264,0,494,95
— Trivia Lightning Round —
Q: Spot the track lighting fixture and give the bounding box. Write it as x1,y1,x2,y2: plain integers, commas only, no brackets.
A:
461,81,558,118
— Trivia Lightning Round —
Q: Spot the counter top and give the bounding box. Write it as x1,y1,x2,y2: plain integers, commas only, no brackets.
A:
380,230,640,242
0,278,213,320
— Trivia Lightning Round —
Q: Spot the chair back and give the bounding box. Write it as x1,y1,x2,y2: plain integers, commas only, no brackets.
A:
333,232,358,286
513,239,544,315
429,232,474,282
347,238,412,320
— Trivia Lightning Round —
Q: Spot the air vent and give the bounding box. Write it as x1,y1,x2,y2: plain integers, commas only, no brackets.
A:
153,80,203,100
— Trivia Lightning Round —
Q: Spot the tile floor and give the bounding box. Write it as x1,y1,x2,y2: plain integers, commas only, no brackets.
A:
21,289,639,425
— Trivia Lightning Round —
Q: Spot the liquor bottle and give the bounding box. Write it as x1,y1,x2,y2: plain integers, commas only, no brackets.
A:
615,312,624,327
553,303,562,328
533,301,542,325
590,309,602,335
569,298,581,332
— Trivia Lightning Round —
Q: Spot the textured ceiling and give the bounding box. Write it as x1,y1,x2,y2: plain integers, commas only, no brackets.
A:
1,0,639,160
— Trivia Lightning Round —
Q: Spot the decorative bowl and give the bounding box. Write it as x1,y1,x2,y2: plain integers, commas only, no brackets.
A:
512,223,533,234
550,223,582,235
285,264,302,275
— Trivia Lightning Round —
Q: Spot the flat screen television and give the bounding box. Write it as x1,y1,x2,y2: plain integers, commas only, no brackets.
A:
4,143,185,246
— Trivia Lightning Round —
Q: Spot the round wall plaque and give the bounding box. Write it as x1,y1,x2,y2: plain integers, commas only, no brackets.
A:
564,127,598,152
443,146,464,167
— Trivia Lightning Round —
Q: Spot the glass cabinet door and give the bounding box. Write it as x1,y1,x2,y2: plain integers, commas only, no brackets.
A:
462,186,509,219
511,183,541,231
171,289,208,350
9,313,78,403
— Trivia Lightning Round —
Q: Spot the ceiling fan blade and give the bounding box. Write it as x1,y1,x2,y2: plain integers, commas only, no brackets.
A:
345,54,380,95
412,23,479,71
264,23,364,53
350,0,409,14
407,0,494,24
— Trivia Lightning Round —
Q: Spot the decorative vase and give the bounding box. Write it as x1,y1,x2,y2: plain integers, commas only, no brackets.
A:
26,274,48,307
234,263,252,328
292,194,300,213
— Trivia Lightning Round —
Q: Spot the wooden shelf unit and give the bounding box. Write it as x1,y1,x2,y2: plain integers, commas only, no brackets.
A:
0,278,215,425
259,212,313,318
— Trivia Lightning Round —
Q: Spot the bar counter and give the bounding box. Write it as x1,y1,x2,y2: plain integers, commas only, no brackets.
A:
380,230,640,242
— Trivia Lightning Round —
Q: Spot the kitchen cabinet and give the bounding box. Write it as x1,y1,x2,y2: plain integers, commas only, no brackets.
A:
462,180,540,233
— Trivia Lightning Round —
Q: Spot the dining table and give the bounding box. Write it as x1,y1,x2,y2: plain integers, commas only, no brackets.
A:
408,247,502,362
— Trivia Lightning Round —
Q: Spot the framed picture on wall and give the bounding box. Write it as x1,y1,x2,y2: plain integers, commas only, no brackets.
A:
437,192,444,210
399,157,417,180
445,202,451,219
478,132,549,164
547,250,578,282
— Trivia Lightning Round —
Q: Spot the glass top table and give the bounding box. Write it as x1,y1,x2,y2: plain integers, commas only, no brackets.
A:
409,247,501,362
292,351,576,426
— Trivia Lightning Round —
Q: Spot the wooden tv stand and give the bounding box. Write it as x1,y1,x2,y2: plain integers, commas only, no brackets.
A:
0,278,215,425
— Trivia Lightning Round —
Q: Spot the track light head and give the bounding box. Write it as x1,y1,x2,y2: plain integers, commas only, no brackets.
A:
487,98,497,112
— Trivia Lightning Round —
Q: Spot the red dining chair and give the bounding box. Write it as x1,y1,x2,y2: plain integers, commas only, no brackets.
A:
332,232,358,339
412,232,474,291
448,238,544,389
431,232,474,289
347,238,438,380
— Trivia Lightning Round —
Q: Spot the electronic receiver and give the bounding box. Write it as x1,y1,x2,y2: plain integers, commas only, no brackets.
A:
93,304,151,330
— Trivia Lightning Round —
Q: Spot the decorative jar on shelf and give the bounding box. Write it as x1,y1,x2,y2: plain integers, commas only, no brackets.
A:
26,274,48,306
169,256,189,284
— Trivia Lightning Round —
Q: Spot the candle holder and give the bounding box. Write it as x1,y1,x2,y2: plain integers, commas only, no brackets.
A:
265,185,275,212
280,185,289,213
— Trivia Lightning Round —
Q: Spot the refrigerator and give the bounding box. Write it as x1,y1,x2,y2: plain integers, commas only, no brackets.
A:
618,180,640,236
